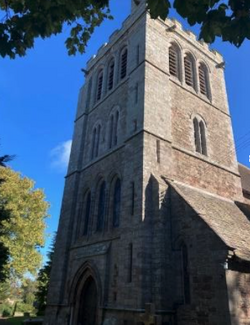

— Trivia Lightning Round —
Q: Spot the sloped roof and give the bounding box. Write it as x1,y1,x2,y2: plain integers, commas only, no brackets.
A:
164,179,250,262
238,163,250,194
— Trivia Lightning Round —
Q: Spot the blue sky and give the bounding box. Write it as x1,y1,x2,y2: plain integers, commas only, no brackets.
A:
1,0,250,259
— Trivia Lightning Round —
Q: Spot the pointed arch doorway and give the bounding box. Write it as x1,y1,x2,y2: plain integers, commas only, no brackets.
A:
77,276,98,325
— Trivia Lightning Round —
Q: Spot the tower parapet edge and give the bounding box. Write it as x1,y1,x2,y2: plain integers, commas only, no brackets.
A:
131,0,146,13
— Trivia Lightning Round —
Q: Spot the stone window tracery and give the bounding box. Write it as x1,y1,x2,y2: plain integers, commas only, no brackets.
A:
193,117,207,156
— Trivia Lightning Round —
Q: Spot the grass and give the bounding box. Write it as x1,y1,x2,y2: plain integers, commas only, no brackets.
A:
7,317,25,325
7,316,42,325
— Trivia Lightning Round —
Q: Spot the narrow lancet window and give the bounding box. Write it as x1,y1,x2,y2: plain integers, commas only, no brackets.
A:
193,117,207,156
181,243,191,304
109,110,119,149
83,192,91,235
97,182,106,232
91,128,97,160
128,243,133,283
113,178,121,228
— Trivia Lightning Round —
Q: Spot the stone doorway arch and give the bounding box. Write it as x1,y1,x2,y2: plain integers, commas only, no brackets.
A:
69,262,102,325
77,276,98,325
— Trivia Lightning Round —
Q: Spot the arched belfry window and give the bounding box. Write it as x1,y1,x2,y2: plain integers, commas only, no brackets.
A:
120,48,128,80
96,70,104,101
109,110,119,149
91,124,101,159
193,117,207,156
199,63,210,98
113,178,121,228
108,59,115,91
96,181,106,232
184,54,195,89
169,44,181,80
83,192,91,236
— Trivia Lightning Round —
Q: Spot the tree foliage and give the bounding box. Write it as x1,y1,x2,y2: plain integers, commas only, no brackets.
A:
0,0,249,59
35,234,56,315
0,0,111,58
0,150,13,283
0,167,49,279
147,0,250,46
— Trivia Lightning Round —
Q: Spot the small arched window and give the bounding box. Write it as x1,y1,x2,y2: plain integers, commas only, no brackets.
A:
193,117,207,156
91,124,101,159
108,59,115,91
113,178,121,228
199,63,210,98
169,44,181,80
83,192,91,236
120,48,128,80
96,181,106,232
109,110,119,149
184,54,195,89
96,70,104,101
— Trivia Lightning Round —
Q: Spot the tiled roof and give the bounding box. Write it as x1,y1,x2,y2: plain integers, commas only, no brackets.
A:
164,178,250,262
238,163,250,194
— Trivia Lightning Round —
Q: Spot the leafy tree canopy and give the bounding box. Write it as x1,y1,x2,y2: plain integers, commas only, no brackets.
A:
0,0,249,59
147,0,250,46
0,167,49,279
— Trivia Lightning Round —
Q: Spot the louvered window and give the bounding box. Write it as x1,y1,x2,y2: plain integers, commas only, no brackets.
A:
96,71,103,101
193,117,207,156
108,60,115,91
184,55,195,88
169,46,179,79
120,48,128,80
199,64,209,98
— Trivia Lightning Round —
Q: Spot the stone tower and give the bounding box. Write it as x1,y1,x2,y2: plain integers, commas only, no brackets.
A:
44,1,250,324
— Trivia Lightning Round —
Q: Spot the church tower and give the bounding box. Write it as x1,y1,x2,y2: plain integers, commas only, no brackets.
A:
44,1,250,324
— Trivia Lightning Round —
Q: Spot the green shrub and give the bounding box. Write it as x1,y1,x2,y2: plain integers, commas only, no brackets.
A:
16,302,34,314
2,305,12,317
